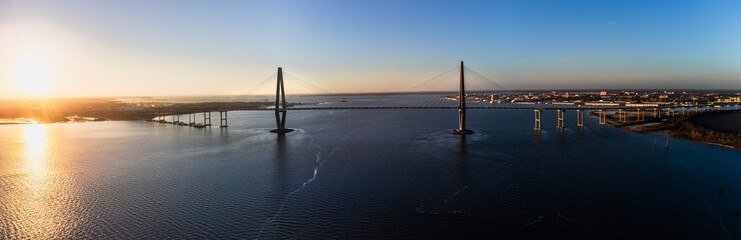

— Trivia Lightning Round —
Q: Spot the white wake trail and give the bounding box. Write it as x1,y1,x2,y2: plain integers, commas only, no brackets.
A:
255,115,338,239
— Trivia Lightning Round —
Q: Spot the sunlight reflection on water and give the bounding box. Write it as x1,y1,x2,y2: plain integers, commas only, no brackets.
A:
9,124,69,238
23,124,47,173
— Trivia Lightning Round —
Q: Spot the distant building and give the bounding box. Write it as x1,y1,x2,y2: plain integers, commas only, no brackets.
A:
719,97,740,103
585,102,620,106
626,103,659,107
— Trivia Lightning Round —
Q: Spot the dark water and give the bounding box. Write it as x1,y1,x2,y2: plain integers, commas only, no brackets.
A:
1,109,740,239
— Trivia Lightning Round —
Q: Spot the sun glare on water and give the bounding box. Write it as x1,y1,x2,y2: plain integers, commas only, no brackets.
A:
13,56,53,96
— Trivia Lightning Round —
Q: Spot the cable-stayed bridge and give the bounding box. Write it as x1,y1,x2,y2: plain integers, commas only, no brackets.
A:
151,62,740,134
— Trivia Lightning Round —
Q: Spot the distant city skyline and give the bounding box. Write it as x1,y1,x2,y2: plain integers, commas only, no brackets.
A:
1,0,740,98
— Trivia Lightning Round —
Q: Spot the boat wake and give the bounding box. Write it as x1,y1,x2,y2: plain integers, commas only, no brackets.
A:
415,186,472,215
255,115,338,239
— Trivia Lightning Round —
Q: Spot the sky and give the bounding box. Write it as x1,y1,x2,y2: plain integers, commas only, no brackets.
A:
1,0,740,98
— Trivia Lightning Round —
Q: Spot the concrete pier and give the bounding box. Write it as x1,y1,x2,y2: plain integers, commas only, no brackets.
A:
556,109,565,128
219,111,228,128
618,109,626,122
203,112,212,126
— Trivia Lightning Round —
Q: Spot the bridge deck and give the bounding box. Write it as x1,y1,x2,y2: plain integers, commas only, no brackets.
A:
152,105,728,113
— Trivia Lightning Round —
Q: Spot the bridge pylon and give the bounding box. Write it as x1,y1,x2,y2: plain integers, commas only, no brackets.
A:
450,61,474,135
270,67,294,134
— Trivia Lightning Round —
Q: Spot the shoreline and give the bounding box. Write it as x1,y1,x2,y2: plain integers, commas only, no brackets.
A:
0,98,285,124
589,110,741,150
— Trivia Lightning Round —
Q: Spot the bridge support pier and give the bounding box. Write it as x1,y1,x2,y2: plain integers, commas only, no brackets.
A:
682,107,686,116
653,108,658,118
203,112,211,126
598,110,606,125
576,109,584,127
618,109,626,122
451,61,473,135
534,109,542,131
556,109,565,128
271,67,294,134
637,109,644,121
189,113,195,126
219,111,228,128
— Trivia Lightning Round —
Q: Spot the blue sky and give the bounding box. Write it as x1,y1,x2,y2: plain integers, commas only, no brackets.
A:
1,0,740,97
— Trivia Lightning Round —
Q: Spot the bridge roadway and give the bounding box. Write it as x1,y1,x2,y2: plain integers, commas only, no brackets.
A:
153,105,737,130
151,105,737,114
227,106,636,111
168,105,714,112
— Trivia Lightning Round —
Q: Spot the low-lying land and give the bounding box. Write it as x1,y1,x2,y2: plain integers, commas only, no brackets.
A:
692,111,741,134
0,98,279,123
591,110,741,149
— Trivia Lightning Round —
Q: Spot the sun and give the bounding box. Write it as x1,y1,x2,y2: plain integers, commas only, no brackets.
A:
13,56,53,96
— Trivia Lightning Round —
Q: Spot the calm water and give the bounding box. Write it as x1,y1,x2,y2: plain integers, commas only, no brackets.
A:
1,108,740,239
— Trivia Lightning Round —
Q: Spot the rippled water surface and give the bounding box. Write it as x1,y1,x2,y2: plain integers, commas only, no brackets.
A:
1,109,740,239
